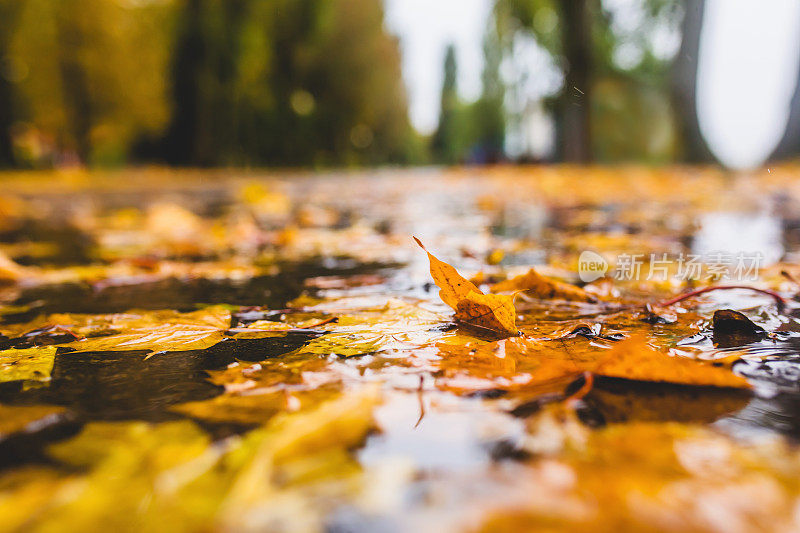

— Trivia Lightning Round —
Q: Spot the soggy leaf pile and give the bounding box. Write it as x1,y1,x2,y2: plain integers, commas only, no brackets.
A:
3,167,800,531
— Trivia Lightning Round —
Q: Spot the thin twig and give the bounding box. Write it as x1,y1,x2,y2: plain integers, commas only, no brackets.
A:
301,316,338,329
658,285,787,308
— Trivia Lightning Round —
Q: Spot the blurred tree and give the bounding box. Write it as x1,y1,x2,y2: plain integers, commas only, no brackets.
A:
559,0,592,162
495,0,686,163
0,0,23,167
671,0,714,162
432,45,461,163
432,23,507,165
279,0,411,166
773,85,800,162
772,93,800,161
494,0,592,161
770,0,800,162
163,0,248,165
0,0,410,167
164,0,411,167
162,0,204,165
53,1,93,163
8,0,172,165
472,25,507,162
592,78,676,163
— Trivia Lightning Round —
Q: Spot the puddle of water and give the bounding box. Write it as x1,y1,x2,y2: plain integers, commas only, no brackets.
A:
692,211,784,265
716,394,800,440
0,332,324,421
2,262,393,318
359,391,526,472
6,170,800,529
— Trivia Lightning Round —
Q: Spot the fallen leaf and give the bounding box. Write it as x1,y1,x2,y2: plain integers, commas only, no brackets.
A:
596,335,750,388
296,333,384,358
415,237,518,336
436,336,595,393
219,387,380,528
492,268,597,303
484,421,800,532
63,306,234,353
0,346,57,384
414,237,481,307
172,391,294,426
455,291,519,337
66,324,226,353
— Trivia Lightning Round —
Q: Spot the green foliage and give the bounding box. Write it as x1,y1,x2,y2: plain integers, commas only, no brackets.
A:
432,26,507,165
496,0,561,56
495,0,682,163
592,77,677,163
432,45,462,164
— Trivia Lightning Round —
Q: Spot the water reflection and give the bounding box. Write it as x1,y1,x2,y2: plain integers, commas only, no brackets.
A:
0,333,324,422
716,355,800,440
2,261,393,319
359,391,526,471
589,377,750,425
716,395,800,440
692,212,784,265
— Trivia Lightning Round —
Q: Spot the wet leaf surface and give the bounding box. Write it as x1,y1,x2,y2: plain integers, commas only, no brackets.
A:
0,346,56,384
4,168,800,530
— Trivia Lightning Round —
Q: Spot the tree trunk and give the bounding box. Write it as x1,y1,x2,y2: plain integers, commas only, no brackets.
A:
770,13,800,161
0,1,25,167
558,0,592,162
55,2,93,164
164,0,205,165
0,59,15,167
672,0,715,163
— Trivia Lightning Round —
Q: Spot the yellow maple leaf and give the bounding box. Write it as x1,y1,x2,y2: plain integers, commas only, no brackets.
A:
414,237,518,336
455,290,519,337
491,268,596,303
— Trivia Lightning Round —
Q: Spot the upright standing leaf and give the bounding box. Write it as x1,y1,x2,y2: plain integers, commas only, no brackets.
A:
415,237,518,336
413,236,481,308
